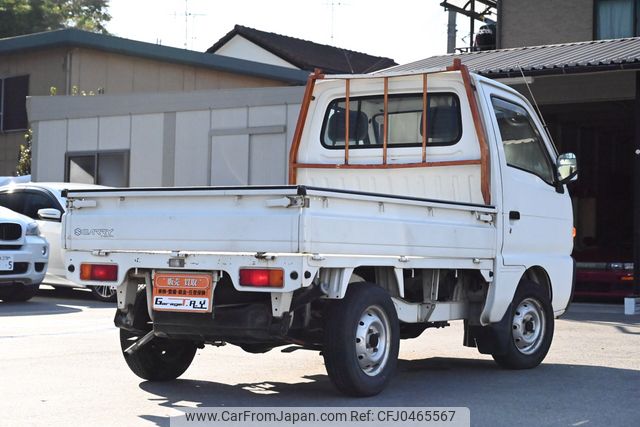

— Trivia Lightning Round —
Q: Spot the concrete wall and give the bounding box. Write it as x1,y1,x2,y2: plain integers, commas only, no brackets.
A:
0,46,290,177
27,86,304,187
500,0,594,48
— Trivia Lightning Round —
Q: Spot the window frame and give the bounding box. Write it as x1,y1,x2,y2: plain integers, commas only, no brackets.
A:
490,95,557,186
65,150,130,186
319,92,463,150
593,0,640,39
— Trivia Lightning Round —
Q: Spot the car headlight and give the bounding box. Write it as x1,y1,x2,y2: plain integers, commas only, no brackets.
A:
26,223,40,236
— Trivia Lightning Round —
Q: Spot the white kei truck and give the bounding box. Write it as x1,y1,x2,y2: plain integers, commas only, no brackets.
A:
62,59,577,397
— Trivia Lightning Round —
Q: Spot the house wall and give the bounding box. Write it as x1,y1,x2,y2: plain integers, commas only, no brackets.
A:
68,47,284,94
27,86,304,187
0,48,69,174
0,46,288,177
213,35,300,70
499,0,594,48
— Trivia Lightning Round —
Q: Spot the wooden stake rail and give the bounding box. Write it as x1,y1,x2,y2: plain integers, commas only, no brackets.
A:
288,59,491,205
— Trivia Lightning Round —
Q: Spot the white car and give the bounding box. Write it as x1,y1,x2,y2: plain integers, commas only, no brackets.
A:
0,182,116,301
0,206,49,302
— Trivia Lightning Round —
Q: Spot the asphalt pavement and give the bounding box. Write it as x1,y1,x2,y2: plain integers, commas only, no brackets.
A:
0,286,638,427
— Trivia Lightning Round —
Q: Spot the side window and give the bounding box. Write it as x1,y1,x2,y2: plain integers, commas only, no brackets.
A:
321,93,462,149
491,97,555,185
0,191,28,215
23,192,59,219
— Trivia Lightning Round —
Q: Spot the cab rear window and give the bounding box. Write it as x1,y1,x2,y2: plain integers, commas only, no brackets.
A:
320,93,462,149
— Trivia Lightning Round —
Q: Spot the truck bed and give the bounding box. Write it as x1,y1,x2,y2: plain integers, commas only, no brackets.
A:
63,185,497,260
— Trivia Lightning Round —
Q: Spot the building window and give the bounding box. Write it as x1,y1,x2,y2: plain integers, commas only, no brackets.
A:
0,75,29,132
66,151,129,187
595,0,639,39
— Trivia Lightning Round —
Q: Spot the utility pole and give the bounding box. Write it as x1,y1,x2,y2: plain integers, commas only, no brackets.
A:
447,10,457,54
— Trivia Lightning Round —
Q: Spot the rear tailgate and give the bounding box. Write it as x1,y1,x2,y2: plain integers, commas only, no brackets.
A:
63,186,302,253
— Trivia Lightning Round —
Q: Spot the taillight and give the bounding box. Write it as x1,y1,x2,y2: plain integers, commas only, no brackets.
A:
80,263,118,281
239,268,284,287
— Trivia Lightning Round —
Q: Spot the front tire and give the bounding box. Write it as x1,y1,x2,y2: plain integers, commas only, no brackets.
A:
0,283,39,302
323,282,399,397
492,280,554,369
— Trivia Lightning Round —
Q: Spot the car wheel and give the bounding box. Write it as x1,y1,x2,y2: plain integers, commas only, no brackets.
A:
90,285,117,302
323,282,399,397
0,283,39,302
492,280,554,369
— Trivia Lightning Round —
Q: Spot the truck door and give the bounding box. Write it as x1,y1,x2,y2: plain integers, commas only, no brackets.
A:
481,86,573,266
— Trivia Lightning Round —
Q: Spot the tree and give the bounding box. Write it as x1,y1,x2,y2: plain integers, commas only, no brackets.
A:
0,0,111,38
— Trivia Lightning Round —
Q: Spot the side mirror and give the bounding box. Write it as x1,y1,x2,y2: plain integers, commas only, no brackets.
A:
557,153,578,184
38,208,62,221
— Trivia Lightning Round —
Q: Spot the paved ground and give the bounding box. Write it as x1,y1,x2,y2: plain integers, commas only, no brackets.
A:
1,286,638,427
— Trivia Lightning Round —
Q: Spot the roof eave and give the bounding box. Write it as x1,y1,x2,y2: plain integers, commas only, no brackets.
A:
0,28,309,85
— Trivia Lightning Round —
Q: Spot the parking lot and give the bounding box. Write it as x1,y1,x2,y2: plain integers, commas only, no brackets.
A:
0,287,638,427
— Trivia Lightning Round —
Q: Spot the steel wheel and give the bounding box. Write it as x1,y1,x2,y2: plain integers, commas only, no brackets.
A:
355,305,391,376
512,297,545,355
323,282,399,396
492,279,554,370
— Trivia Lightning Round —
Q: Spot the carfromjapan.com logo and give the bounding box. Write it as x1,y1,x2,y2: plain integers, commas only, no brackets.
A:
74,228,114,238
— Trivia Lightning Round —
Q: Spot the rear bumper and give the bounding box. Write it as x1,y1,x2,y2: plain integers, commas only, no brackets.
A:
574,267,635,298
0,237,49,286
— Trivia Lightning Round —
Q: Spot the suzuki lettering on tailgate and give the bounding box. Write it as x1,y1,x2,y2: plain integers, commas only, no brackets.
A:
152,272,213,313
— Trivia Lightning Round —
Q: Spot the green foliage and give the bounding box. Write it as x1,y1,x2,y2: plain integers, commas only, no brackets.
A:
0,0,111,38
16,129,31,176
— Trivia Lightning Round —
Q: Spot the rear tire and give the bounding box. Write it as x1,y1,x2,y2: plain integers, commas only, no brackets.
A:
119,329,198,381
492,280,554,369
323,282,399,397
0,283,39,302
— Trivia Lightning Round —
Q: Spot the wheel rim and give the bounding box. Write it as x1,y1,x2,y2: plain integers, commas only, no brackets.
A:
94,285,115,299
511,297,545,355
355,305,391,376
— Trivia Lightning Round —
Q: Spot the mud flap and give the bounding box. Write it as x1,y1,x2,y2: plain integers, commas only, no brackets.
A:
463,303,512,355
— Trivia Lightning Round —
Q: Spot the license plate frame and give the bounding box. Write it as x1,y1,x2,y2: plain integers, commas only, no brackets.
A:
152,271,214,313
0,255,14,271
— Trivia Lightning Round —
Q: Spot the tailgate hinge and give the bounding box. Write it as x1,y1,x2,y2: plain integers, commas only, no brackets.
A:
475,212,494,224
68,199,97,209
265,196,309,208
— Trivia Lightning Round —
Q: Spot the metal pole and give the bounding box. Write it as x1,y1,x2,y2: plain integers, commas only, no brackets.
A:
470,0,475,51
447,10,457,54
634,71,640,296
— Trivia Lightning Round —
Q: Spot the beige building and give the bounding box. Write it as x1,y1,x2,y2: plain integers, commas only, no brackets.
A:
0,28,308,175
498,0,638,48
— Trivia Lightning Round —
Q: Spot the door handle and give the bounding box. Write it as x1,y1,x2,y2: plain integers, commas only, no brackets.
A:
509,211,521,220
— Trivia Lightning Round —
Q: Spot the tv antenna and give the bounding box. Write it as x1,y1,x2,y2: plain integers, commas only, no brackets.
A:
326,1,348,43
177,0,206,49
